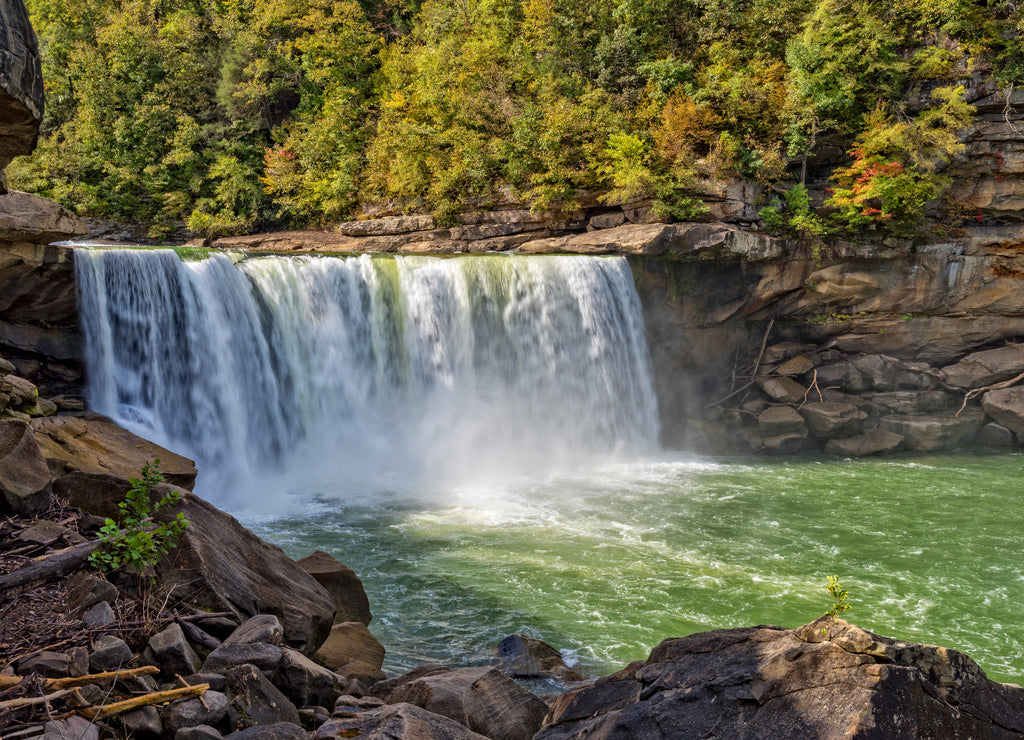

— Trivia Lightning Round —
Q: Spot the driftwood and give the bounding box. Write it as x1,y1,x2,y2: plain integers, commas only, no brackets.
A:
0,666,160,690
177,618,221,651
956,370,1024,415
0,540,103,596
797,369,824,410
0,688,72,711
73,682,208,721
706,318,775,408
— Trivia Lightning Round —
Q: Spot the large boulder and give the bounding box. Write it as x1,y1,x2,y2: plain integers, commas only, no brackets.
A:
296,550,372,625
981,387,1024,435
496,634,583,682
536,618,1024,740
155,493,334,655
940,343,1024,388
878,410,985,451
757,406,807,437
32,415,197,488
0,418,51,514
825,429,905,457
797,401,867,438
375,665,548,740
314,622,385,684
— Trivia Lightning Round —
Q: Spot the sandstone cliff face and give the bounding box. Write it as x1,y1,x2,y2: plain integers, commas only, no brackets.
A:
0,0,43,182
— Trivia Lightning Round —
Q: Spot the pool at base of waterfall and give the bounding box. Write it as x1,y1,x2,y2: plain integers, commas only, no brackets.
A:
239,451,1024,685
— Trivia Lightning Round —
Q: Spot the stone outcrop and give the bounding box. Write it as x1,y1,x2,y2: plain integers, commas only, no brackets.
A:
297,550,373,626
536,617,1024,740
495,634,583,683
0,418,51,514
0,0,44,177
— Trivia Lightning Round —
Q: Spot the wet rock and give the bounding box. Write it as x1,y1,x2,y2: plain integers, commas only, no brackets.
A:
741,426,808,455
798,402,867,437
825,429,906,457
757,406,807,437
317,702,491,739
225,663,300,730
314,622,385,684
0,419,51,515
981,387,1024,435
165,691,230,734
155,493,334,655
89,635,132,672
496,634,584,682
297,550,372,625
17,650,70,678
940,342,1024,388
756,376,807,404
535,618,1024,740
378,665,548,740
879,410,985,451
82,600,116,628
147,622,201,679
224,614,285,647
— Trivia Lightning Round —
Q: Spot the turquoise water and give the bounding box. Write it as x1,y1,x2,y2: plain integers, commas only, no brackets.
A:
242,450,1024,685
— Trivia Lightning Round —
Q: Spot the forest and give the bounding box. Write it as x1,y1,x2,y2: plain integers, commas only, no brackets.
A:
9,0,1024,239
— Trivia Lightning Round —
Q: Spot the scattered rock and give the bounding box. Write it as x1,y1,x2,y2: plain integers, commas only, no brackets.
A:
39,716,99,740
535,618,1024,740
165,691,230,734
203,643,286,677
146,622,202,679
316,702,491,740
225,722,309,740
89,635,132,672
276,647,346,708
15,518,65,545
225,663,301,730
333,694,386,717
174,726,223,740
297,550,372,625
82,600,116,628
17,650,70,678
981,387,1024,435
121,706,163,738
223,614,284,648
379,665,549,740
0,419,52,515
66,572,119,612
496,634,583,682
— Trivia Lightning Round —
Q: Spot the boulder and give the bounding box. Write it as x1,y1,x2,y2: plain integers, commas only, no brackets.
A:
17,650,70,678
741,426,808,455
816,355,933,392
314,622,385,684
223,615,284,648
296,550,372,625
2,373,36,405
879,410,985,451
32,415,197,488
976,422,1017,447
825,429,905,457
755,376,807,404
89,635,132,672
67,572,119,612
535,618,1024,740
174,726,223,740
316,702,491,740
165,691,230,734
940,343,1024,388
155,493,334,655
203,643,287,677
39,717,99,740
276,646,346,708
82,601,116,628
757,406,807,437
15,518,64,545
225,723,308,740
496,634,584,682
146,623,201,679
865,390,956,415
225,663,300,730
797,402,868,438
121,706,163,738
773,354,815,376
981,387,1024,435
378,665,548,740
0,419,51,514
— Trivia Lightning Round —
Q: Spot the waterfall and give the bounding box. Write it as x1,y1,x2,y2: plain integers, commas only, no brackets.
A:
75,249,660,502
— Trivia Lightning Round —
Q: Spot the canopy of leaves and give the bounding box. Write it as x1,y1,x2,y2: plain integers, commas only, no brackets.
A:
8,0,1023,238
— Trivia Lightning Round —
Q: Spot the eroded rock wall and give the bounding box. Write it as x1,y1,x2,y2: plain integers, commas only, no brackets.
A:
0,0,42,183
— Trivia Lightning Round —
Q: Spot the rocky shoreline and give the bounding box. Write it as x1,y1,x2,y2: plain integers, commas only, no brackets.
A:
3,416,1024,739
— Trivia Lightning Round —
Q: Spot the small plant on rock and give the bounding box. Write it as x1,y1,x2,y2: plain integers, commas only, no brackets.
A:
88,459,189,572
822,574,851,637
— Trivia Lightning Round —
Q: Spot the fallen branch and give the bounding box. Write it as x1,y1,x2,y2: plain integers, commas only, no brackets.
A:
74,683,208,721
797,369,824,410
0,689,72,711
0,666,160,690
177,618,220,651
0,540,103,596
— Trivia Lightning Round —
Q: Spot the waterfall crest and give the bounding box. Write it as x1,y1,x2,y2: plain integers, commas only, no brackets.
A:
76,249,659,501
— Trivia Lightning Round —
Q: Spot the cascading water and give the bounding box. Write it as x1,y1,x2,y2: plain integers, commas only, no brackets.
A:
75,248,660,503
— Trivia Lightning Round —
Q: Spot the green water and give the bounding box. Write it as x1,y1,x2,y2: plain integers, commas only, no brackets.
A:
242,451,1024,684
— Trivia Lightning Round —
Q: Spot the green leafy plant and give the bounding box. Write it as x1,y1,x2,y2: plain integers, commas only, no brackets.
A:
822,574,851,636
88,460,189,573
